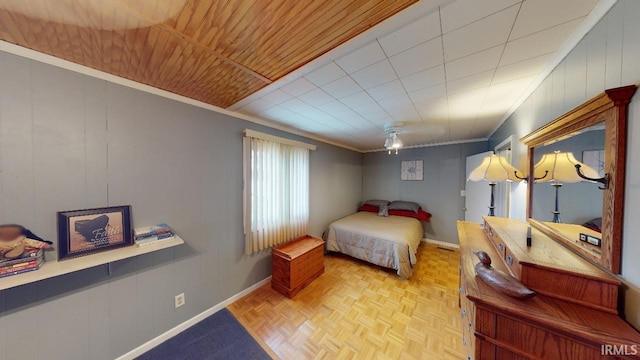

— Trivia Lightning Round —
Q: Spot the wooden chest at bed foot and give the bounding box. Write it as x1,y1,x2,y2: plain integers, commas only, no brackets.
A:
271,235,325,298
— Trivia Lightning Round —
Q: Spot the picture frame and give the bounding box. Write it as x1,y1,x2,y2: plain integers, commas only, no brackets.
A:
582,149,605,177
401,160,424,181
57,205,133,260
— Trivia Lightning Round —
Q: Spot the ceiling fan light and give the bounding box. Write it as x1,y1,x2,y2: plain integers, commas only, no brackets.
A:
392,136,402,148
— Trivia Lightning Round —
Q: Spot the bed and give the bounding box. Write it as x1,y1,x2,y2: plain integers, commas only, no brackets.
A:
325,210,426,279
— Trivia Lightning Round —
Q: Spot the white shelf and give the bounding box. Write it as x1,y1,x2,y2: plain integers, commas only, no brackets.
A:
0,235,184,291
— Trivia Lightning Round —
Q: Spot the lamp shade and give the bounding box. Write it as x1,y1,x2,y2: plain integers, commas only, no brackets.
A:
468,154,524,183
534,151,600,183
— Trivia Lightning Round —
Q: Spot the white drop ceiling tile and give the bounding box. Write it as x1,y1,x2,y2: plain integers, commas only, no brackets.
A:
258,106,296,121
304,62,347,87
446,70,493,95
448,119,477,139
351,60,398,89
279,78,317,96
422,121,449,139
279,113,313,127
351,102,393,123
260,90,293,105
297,88,336,107
482,75,536,111
389,37,443,78
445,45,502,80
321,76,362,99
400,65,445,92
493,54,552,84
474,113,506,135
386,105,420,122
447,87,489,119
377,93,413,109
378,11,441,57
339,91,376,108
298,108,336,122
443,5,519,61
367,80,406,102
237,98,275,115
335,41,386,74
407,83,446,104
343,116,377,130
415,97,449,120
316,100,351,116
500,18,583,66
440,0,522,34
510,0,598,39
359,111,394,125
279,98,313,113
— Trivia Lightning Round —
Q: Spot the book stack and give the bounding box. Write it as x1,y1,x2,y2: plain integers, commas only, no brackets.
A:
134,224,175,247
0,248,44,278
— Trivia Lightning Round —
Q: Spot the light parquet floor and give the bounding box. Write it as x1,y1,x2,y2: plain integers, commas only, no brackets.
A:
228,243,465,360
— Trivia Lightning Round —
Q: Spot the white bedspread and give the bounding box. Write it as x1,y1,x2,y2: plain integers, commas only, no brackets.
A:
325,212,423,279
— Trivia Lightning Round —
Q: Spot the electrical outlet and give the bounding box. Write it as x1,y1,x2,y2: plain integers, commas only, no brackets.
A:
175,293,185,308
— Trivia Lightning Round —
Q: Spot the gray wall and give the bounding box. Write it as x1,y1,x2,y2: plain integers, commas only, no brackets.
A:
362,142,488,245
0,51,362,359
489,0,640,330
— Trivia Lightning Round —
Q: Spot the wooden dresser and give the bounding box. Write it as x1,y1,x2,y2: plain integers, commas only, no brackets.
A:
458,217,640,359
271,235,325,298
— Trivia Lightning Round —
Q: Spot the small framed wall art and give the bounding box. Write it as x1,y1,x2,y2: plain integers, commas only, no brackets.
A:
57,205,133,260
401,160,424,181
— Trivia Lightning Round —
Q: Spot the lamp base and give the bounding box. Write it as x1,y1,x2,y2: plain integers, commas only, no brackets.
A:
551,182,563,223
488,183,496,217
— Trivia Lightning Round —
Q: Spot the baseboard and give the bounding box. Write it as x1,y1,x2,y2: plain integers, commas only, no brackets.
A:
422,238,460,249
115,275,272,360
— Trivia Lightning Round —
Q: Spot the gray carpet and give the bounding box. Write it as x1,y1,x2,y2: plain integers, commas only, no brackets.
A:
136,308,271,360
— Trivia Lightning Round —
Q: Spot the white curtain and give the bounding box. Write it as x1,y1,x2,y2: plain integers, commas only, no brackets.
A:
244,136,309,254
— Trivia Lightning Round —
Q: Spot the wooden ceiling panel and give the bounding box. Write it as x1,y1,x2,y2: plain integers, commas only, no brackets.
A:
162,0,417,80
0,0,417,108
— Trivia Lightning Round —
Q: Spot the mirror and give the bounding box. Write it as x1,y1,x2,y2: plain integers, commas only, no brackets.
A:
531,125,605,258
521,85,637,274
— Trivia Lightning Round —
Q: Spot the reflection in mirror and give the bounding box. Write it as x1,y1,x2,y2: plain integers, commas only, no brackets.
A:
522,85,637,273
532,125,604,228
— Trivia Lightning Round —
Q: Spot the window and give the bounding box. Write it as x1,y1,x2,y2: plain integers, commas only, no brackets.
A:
243,130,315,255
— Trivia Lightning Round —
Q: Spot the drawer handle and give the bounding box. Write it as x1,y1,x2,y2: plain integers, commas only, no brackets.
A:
468,356,473,360
461,309,467,318
459,287,464,294
506,256,513,265
497,243,504,251
489,229,493,236
462,336,467,345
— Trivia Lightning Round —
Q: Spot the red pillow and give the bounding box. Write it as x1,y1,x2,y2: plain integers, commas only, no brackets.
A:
358,204,379,213
389,209,432,222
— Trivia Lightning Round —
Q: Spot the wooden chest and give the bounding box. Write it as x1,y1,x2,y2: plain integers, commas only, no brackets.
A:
271,235,325,298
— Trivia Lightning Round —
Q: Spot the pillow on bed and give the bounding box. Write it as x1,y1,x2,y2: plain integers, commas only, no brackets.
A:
378,204,389,217
363,199,390,208
388,200,420,213
358,204,379,213
389,209,432,222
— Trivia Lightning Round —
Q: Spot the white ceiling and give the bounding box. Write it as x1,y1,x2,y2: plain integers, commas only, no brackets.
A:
230,0,606,151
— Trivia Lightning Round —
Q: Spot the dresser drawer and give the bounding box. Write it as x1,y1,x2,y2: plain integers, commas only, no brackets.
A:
484,222,506,259
504,246,520,279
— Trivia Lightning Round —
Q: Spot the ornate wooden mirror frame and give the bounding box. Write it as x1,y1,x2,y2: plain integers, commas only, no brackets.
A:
520,85,637,274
